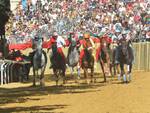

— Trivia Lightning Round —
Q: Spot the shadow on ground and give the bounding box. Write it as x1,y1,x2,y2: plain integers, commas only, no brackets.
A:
0,104,67,113
0,72,119,110
0,82,105,106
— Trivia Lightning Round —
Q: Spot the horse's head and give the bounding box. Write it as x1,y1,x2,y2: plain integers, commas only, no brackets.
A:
70,38,77,49
32,37,43,50
121,40,128,56
82,47,94,68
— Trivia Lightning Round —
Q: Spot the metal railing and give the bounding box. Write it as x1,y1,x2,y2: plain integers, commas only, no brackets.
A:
0,60,30,85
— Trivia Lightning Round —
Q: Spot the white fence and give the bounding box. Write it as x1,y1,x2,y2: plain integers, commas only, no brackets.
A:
0,60,30,85
133,42,150,71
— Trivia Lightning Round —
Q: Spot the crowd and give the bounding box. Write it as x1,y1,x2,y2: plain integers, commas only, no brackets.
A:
5,0,150,44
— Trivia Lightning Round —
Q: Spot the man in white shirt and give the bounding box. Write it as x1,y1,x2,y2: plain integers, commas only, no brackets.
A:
55,33,66,62
56,35,66,48
48,32,66,68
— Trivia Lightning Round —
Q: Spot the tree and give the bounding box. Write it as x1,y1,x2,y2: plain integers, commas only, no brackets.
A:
0,0,11,58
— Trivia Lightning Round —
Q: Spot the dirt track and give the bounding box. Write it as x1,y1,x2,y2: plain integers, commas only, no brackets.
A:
0,71,150,113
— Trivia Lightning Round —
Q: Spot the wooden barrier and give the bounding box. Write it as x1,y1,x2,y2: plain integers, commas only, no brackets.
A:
133,42,150,71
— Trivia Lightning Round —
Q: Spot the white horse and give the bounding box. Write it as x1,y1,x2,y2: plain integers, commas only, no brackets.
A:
31,38,47,86
67,41,80,81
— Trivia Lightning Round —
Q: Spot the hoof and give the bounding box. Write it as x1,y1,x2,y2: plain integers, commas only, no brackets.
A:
118,74,121,81
123,74,127,83
127,74,131,82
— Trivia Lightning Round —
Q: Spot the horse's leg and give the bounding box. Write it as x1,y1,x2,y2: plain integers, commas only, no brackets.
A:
100,60,106,82
40,67,45,87
106,57,111,76
70,67,74,77
62,68,66,84
83,68,88,83
53,69,58,86
77,64,81,79
127,64,132,82
120,63,126,82
109,63,113,76
33,68,36,86
74,65,80,83
113,64,117,76
71,67,78,82
116,64,120,80
90,67,94,83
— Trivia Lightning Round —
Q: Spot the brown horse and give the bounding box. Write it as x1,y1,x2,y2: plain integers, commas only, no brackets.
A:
49,44,66,85
97,38,112,82
81,40,95,83
111,43,120,77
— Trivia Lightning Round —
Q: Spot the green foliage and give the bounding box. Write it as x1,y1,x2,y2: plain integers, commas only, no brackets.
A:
0,0,11,26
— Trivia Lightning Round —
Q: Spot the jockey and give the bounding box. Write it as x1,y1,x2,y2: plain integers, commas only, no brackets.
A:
119,30,128,44
56,33,66,61
115,30,127,64
95,34,111,62
30,35,44,57
67,32,81,49
47,32,58,52
79,33,95,67
111,29,122,51
48,32,66,68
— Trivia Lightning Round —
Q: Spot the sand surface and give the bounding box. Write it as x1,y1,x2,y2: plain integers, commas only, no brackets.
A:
0,71,150,113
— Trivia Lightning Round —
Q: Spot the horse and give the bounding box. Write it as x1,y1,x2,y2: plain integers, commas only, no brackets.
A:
67,39,80,81
81,46,95,83
49,43,66,85
30,38,47,86
116,40,134,83
96,38,112,82
110,43,120,77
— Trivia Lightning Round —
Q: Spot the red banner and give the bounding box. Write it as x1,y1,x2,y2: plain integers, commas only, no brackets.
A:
9,42,32,50
8,38,104,50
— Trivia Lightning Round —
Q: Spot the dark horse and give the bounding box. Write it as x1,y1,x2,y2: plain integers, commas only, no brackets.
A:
67,39,80,81
30,38,47,86
116,40,134,83
81,47,95,83
111,43,120,77
50,44,66,85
